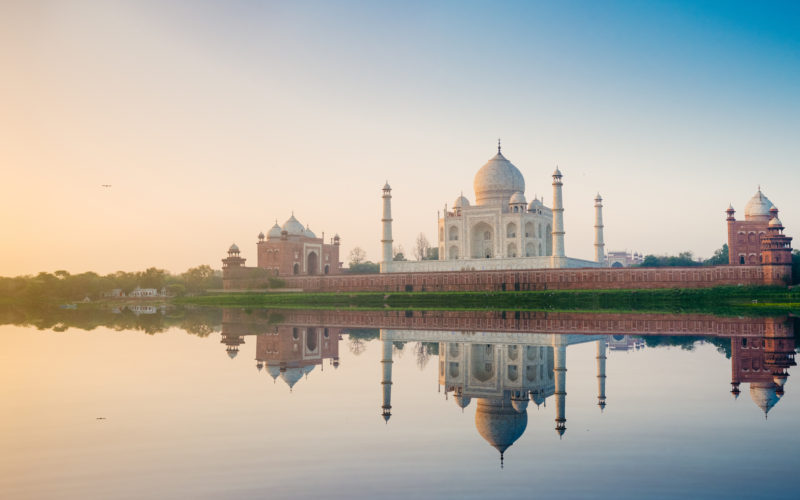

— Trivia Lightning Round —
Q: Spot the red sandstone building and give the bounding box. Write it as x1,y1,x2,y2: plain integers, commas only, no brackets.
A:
222,214,342,287
726,188,792,267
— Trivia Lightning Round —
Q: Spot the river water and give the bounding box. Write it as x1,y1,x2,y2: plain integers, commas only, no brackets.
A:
1,307,798,499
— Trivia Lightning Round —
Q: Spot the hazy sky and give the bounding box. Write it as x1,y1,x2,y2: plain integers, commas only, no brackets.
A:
2,0,798,276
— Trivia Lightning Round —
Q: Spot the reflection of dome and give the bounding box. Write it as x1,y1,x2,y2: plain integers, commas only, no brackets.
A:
267,222,282,239
454,195,470,209
226,348,238,359
749,383,781,415
530,392,546,407
454,395,472,409
511,398,528,413
475,398,527,457
256,362,263,371
282,215,305,235
280,367,304,389
744,188,773,220
473,151,525,207
302,364,315,376
266,364,281,380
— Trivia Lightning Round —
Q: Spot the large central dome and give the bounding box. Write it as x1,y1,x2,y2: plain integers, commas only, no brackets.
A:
473,150,525,207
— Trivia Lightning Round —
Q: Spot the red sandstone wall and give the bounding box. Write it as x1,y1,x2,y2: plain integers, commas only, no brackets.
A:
255,265,766,292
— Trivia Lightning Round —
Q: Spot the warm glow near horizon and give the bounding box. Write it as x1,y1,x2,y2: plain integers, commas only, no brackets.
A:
1,1,798,276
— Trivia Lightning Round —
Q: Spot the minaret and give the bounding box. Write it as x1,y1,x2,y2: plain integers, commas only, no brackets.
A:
596,338,607,411
380,183,393,273
594,193,605,265
380,333,393,422
551,168,566,267
553,337,567,437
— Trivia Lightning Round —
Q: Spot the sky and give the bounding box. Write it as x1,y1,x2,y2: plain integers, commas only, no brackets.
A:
1,0,798,276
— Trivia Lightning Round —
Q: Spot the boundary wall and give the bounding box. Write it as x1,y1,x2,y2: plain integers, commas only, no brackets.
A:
224,265,765,292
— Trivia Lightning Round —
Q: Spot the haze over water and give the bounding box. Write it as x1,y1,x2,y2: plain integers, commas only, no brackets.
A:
1,308,797,499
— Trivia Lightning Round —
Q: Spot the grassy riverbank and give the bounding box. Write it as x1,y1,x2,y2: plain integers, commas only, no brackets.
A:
176,286,800,316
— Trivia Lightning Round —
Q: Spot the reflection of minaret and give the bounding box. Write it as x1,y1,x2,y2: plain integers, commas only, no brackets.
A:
553,337,567,437
380,335,393,422
597,338,607,412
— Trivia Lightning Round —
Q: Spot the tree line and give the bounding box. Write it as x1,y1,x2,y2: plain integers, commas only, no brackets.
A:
0,265,222,304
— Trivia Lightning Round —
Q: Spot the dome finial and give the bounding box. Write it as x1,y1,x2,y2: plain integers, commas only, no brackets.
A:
497,138,501,154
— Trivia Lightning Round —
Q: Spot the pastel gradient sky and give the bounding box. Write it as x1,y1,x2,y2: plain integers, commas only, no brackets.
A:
1,0,798,275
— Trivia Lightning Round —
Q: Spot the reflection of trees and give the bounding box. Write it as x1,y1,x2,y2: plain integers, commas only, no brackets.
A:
349,338,366,356
414,342,439,370
0,304,222,336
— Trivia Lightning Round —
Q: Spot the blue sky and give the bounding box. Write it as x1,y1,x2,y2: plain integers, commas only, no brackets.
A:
1,0,798,274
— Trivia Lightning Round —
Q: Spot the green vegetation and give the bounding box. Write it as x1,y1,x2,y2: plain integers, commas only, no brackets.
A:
638,244,730,267
178,286,800,316
0,265,222,305
793,249,800,285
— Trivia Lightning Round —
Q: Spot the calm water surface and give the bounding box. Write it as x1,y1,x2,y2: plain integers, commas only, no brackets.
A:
1,308,798,499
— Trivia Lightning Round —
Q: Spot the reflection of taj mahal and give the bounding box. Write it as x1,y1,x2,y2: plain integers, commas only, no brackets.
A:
380,142,605,273
379,330,609,465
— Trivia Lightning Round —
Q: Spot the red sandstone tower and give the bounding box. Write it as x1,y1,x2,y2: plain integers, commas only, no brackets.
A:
760,209,793,285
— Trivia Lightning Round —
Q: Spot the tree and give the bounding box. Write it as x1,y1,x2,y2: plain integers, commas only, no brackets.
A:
349,247,366,266
414,233,430,261
704,244,729,266
639,252,701,267
424,247,439,260
792,250,800,285
393,245,406,261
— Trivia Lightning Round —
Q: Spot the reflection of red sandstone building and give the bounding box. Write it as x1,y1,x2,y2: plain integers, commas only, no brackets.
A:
219,308,341,390
222,214,342,289
730,317,796,417
726,188,793,285
255,325,340,390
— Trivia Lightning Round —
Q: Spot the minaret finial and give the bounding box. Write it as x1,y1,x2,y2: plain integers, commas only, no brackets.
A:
500,452,504,469
498,138,501,153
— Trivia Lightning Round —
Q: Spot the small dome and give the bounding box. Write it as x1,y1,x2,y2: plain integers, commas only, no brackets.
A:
509,191,527,205
304,225,317,238
282,215,305,235
595,193,603,202
454,395,472,409
258,231,265,240
280,367,304,389
454,195,470,209
229,243,239,253
473,151,525,207
769,217,783,227
744,188,773,221
553,167,562,177
383,182,391,190
511,398,529,413
267,222,282,239
265,364,281,380
749,382,781,415
528,198,543,211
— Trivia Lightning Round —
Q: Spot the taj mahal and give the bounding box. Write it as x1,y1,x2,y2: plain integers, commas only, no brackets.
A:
380,141,605,273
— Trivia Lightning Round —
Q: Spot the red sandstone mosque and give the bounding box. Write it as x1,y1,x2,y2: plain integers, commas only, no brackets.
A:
223,213,342,281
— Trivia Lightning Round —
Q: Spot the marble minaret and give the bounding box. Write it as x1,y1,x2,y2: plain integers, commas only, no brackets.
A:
551,168,566,267
380,183,393,273
594,193,605,264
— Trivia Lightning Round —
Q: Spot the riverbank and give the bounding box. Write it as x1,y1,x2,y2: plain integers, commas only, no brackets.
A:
176,286,800,316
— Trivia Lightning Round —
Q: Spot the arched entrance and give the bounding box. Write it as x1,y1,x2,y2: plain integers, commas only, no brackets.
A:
293,263,300,275
307,252,318,275
471,222,494,258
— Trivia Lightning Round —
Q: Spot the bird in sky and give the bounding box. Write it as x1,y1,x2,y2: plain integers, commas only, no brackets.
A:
101,184,112,188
